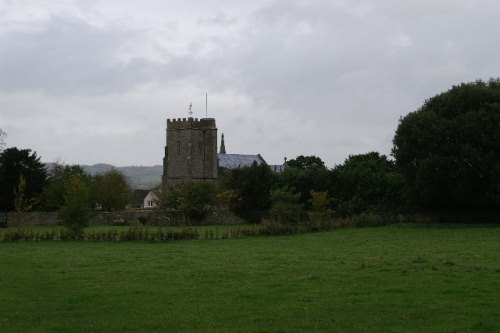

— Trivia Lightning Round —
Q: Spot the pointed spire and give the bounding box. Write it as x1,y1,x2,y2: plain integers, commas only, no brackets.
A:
220,133,226,154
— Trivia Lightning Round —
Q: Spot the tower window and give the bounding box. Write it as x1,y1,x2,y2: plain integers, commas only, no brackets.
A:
198,141,203,155
177,141,181,155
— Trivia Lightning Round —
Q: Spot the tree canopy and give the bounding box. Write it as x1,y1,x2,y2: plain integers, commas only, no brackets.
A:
0,147,47,211
41,164,93,211
331,152,404,216
392,79,500,210
94,169,131,211
286,155,326,170
227,162,276,223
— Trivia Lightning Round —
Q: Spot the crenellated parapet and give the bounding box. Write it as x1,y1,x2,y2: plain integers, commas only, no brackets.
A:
167,117,216,130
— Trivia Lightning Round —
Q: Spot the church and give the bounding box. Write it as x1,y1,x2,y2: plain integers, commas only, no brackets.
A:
162,117,266,188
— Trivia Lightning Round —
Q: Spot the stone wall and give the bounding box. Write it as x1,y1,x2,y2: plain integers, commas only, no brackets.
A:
5,209,245,228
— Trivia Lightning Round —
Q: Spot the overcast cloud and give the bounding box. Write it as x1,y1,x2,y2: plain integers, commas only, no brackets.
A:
1,0,500,167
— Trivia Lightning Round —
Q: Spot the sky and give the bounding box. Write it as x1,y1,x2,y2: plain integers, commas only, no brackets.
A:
1,0,500,167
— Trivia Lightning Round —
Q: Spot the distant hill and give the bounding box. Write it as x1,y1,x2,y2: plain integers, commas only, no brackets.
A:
45,163,163,190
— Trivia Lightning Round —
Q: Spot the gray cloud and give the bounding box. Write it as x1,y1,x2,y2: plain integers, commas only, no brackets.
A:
2,1,500,167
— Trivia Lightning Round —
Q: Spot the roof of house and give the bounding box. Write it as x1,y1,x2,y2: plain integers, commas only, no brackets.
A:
131,189,150,204
217,153,266,169
269,164,286,173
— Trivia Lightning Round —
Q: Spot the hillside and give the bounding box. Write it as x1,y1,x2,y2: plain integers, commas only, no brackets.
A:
45,163,163,190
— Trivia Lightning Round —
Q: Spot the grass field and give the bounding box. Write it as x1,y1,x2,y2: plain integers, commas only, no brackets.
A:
1,225,499,332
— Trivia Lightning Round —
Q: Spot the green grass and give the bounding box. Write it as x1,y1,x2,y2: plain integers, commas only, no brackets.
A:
1,224,261,237
1,225,499,332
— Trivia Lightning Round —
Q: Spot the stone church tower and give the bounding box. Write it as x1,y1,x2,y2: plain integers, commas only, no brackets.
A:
162,117,218,187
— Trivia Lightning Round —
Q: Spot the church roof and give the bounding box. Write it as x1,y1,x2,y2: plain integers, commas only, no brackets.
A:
217,153,266,169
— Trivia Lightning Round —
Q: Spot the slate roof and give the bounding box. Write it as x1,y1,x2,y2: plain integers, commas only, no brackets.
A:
217,154,266,169
131,189,150,205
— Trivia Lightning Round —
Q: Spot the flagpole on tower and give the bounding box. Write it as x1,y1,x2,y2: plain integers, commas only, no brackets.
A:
205,93,208,118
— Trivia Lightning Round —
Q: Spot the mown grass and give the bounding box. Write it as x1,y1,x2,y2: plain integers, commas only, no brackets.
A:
1,225,499,332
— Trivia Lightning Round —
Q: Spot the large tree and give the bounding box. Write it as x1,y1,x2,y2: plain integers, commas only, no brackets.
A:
0,147,47,211
286,155,326,171
163,181,216,222
41,164,94,211
227,162,276,223
331,152,404,216
94,169,131,211
392,79,500,210
275,155,331,209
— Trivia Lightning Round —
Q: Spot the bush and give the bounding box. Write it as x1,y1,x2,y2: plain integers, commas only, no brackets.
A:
308,190,334,222
352,212,389,227
269,187,303,223
162,181,216,223
59,175,93,231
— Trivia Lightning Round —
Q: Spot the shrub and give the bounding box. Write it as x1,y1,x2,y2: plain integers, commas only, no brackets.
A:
352,212,388,227
269,187,303,223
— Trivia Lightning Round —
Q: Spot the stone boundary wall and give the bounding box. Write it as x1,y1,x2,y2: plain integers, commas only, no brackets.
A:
5,209,245,228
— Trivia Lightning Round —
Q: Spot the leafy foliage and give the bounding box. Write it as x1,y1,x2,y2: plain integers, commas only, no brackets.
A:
331,152,404,216
269,187,303,223
0,147,47,211
286,155,326,170
275,164,332,209
226,162,276,223
393,79,500,210
94,169,131,211
163,181,216,222
41,164,93,211
59,174,94,231
308,190,334,222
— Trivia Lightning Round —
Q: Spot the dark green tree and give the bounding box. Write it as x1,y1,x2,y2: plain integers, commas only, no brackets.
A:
286,155,326,170
269,187,303,223
163,181,216,222
94,169,131,211
393,79,500,210
41,164,93,211
59,174,93,231
227,162,276,223
308,190,334,222
275,156,332,209
331,152,404,216
0,147,47,211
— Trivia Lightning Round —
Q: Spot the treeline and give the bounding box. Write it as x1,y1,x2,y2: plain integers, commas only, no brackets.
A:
218,152,404,223
0,154,130,230
167,78,500,223
2,79,500,227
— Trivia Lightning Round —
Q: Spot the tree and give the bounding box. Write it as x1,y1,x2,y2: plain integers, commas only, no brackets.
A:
308,190,334,222
59,174,93,231
393,79,500,210
269,187,303,223
163,181,216,222
275,164,332,209
0,147,47,211
331,152,404,216
14,174,36,225
286,155,326,170
40,164,93,211
226,162,276,223
94,169,131,211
